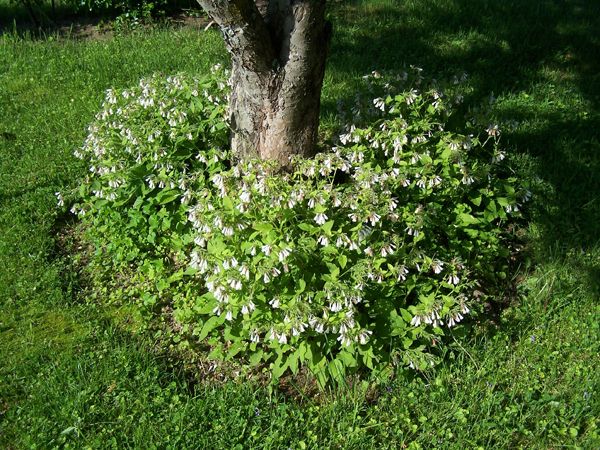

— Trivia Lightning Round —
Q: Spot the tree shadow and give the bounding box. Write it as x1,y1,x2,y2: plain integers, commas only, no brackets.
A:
0,0,92,33
324,0,600,254
0,0,202,38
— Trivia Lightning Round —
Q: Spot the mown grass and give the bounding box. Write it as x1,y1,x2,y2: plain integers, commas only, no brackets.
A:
1,0,599,448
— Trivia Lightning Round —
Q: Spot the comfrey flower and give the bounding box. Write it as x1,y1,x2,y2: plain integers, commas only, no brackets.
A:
446,312,464,328
357,330,372,345
406,226,420,237
317,235,329,246
373,97,386,111
229,279,243,290
461,171,474,185
431,259,444,274
212,173,225,189
337,333,352,347
397,265,409,281
239,265,250,279
278,247,292,262
190,251,208,273
380,243,396,257
241,301,255,315
329,302,343,312
486,124,500,137
55,192,64,207
314,212,328,225
366,212,381,226
447,274,460,285
239,189,251,203
428,175,442,187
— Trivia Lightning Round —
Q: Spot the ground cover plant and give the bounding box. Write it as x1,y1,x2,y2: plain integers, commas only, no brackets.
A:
1,0,599,448
69,65,529,385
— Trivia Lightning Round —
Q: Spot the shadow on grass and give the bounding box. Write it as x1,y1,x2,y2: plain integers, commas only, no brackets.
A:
0,0,203,37
325,0,600,254
0,1,97,33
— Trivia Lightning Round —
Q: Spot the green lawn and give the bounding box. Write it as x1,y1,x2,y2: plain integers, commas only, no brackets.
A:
1,1,599,448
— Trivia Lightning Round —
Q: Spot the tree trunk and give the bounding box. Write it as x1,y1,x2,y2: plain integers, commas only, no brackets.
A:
197,0,331,168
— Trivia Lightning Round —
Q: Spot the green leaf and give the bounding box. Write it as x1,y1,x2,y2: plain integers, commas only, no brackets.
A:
253,222,274,234
390,310,407,336
362,349,374,369
288,349,300,375
325,262,340,278
458,213,479,225
196,316,223,341
168,270,183,283
338,254,348,269
272,353,287,380
226,340,246,359
248,350,264,366
296,341,308,362
222,197,234,212
298,223,316,233
296,278,307,294
399,308,412,322
496,197,510,207
141,293,157,307
313,204,327,213
207,237,225,255
194,293,217,314
156,279,169,291
184,266,198,276
464,228,479,238
322,220,334,234
338,350,357,368
156,189,180,205
470,194,482,206
328,359,346,383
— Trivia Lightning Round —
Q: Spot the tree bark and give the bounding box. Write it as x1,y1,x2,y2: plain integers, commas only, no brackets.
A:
197,0,331,168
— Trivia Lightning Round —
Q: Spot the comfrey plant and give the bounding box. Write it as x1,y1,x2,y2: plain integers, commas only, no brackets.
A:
70,67,229,265
68,66,529,386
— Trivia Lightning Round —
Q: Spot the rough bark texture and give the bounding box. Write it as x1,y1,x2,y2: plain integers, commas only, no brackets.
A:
196,0,331,167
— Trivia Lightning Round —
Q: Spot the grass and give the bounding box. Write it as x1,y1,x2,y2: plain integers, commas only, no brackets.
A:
1,0,599,448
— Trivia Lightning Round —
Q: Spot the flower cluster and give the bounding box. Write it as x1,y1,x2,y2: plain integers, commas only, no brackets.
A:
178,68,529,381
70,67,229,220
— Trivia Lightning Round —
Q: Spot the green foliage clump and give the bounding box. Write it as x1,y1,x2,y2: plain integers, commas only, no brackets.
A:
70,67,228,296
70,67,529,386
